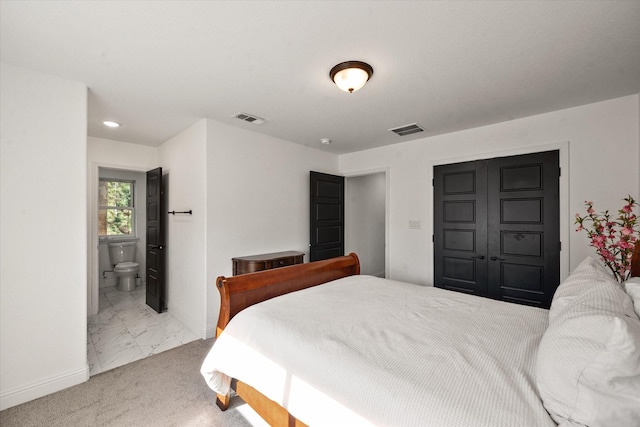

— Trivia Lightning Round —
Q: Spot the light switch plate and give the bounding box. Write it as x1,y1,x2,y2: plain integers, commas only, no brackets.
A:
409,219,421,229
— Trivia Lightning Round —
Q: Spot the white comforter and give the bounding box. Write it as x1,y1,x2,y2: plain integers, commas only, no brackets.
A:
201,275,555,427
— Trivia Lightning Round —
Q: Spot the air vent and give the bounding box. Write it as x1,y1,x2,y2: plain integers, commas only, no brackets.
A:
389,123,424,136
234,112,265,125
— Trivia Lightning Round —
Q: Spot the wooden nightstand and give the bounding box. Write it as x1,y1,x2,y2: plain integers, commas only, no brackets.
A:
232,251,305,276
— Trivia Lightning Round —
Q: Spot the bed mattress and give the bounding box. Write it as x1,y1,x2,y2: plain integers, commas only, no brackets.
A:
201,275,555,426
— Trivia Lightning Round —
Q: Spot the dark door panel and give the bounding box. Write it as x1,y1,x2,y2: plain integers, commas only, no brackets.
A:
146,167,165,313
487,150,560,307
310,171,344,262
434,161,488,296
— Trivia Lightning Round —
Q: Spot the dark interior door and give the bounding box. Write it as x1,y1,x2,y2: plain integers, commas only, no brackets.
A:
310,171,344,262
486,151,560,307
434,150,560,308
146,167,165,313
434,160,488,296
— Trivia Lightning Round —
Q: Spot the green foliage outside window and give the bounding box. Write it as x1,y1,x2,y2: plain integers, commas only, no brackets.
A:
99,180,134,236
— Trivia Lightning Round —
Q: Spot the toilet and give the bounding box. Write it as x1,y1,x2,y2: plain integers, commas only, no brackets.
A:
108,241,140,292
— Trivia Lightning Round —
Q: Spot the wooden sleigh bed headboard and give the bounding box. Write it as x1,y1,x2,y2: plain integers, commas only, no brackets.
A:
215,253,360,337
631,239,640,278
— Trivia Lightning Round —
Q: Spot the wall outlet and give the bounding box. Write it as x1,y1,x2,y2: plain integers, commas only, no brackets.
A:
409,219,421,229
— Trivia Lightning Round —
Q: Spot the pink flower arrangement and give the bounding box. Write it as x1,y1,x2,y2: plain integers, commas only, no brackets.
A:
575,195,639,282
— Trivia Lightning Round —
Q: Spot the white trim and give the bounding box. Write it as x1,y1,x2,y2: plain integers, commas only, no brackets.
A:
88,161,100,315
425,141,570,285
0,365,89,410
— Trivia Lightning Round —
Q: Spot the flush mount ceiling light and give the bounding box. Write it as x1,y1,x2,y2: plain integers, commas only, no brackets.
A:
329,61,373,93
102,120,120,128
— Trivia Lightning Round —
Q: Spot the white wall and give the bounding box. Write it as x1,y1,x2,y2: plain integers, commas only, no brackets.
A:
339,95,640,286
346,173,386,277
205,119,339,337
158,121,208,338
0,63,88,409
87,136,158,314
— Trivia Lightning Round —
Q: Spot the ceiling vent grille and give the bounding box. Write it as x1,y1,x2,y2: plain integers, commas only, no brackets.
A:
234,112,265,125
389,123,424,136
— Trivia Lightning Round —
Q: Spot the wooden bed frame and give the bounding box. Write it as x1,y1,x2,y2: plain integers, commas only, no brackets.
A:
632,240,640,278
214,253,360,427
213,244,640,427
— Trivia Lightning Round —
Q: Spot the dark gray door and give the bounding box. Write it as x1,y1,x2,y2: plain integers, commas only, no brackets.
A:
146,167,165,313
434,150,560,308
486,151,560,307
310,171,344,262
434,160,489,296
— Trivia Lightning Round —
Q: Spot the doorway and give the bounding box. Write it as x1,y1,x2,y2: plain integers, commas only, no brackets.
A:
346,173,387,277
310,170,388,277
87,166,195,376
89,164,153,316
96,167,147,291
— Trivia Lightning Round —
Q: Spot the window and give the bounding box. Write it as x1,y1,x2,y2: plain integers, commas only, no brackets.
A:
99,179,135,237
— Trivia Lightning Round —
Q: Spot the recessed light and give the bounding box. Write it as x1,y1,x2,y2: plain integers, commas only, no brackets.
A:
103,121,120,128
321,138,332,145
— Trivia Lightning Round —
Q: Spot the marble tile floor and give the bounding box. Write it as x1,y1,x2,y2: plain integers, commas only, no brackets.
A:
87,284,198,376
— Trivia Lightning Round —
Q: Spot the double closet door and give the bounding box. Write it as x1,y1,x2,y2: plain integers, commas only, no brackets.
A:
434,150,560,308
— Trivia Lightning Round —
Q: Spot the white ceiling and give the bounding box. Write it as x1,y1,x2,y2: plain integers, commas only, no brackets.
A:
2,1,639,154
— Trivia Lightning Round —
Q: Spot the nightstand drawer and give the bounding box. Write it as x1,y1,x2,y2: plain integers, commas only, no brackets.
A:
271,256,296,268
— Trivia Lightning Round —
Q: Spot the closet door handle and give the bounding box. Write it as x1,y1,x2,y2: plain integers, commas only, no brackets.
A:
471,255,485,260
490,256,505,261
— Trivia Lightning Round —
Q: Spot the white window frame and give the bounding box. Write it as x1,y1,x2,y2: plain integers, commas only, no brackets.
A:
98,178,136,239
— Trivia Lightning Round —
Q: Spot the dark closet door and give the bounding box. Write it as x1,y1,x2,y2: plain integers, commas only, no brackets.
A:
486,151,560,307
434,150,560,308
434,160,488,296
310,171,344,262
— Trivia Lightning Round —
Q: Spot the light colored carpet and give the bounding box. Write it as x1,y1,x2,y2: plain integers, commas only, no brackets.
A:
0,339,256,427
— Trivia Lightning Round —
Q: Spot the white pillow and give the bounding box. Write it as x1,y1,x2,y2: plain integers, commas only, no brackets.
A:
537,279,640,427
549,256,619,324
624,277,640,318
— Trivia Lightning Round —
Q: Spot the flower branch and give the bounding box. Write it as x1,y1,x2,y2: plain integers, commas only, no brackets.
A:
575,195,639,282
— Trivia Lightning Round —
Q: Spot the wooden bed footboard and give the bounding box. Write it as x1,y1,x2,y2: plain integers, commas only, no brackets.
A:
215,253,360,337
214,253,360,423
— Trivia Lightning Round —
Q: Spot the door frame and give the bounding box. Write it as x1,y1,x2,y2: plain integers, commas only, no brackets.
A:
343,167,390,278
426,141,570,286
87,161,153,315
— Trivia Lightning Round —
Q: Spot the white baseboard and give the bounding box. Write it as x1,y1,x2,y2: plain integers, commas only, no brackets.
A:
204,324,217,339
0,365,89,410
